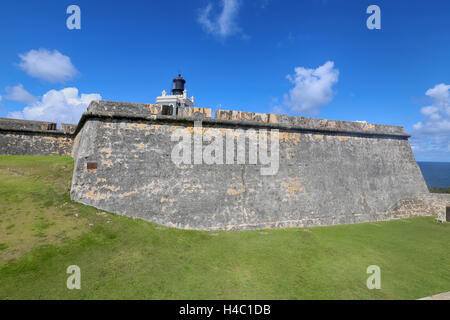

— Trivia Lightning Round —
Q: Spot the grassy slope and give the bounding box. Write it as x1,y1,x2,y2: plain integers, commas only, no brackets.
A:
430,187,450,194
0,156,449,300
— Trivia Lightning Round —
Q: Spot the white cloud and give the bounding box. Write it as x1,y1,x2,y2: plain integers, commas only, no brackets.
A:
283,61,339,115
413,84,450,135
18,48,79,83
198,0,241,38
4,84,37,104
8,87,101,124
411,83,450,158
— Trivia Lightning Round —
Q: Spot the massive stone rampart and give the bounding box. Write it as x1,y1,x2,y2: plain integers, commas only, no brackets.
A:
69,101,446,230
0,118,76,156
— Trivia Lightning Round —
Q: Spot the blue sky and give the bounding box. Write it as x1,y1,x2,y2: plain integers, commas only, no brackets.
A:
0,0,449,161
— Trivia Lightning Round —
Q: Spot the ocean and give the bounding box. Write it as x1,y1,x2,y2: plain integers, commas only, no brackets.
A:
417,162,450,188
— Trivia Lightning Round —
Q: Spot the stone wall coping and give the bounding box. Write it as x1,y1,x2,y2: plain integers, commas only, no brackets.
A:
419,193,450,201
0,118,56,125
0,125,73,135
0,128,71,135
0,101,412,138
74,108,411,139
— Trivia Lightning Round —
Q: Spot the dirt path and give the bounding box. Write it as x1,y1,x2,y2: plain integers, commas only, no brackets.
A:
418,291,450,300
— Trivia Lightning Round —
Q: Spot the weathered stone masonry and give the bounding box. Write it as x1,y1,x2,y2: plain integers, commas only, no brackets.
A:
68,101,449,230
0,118,75,156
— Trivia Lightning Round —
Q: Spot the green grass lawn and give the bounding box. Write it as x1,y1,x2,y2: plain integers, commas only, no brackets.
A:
0,155,449,300
430,187,450,194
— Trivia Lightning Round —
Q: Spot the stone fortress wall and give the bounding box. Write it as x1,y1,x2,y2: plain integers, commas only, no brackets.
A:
0,118,76,156
68,101,449,230
0,102,448,230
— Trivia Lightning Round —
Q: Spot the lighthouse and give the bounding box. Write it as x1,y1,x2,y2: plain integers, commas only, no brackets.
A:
156,74,195,115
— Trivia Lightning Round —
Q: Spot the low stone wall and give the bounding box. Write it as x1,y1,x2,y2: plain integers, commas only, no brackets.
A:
389,193,450,220
0,118,75,156
69,101,442,231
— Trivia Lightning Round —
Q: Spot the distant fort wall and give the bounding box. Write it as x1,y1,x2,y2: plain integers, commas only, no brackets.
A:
0,118,76,156
68,101,448,230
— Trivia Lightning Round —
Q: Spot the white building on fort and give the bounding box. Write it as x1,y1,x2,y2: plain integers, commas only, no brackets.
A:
155,74,194,115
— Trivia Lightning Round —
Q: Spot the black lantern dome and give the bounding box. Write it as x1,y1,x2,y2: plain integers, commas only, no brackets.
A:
171,74,186,96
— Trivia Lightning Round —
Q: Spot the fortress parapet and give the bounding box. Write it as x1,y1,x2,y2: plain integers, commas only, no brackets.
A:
76,101,408,138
